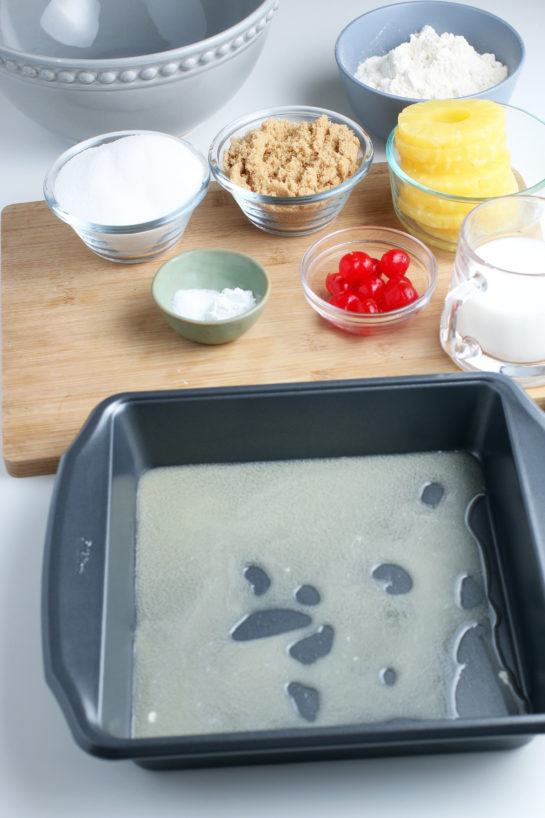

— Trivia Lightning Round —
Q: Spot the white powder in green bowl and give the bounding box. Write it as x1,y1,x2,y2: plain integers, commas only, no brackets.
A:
172,287,256,321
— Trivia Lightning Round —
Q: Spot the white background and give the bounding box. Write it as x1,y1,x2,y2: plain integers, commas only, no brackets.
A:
1,1,545,815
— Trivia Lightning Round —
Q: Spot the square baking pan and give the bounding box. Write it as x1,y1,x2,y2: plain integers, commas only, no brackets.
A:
42,373,545,768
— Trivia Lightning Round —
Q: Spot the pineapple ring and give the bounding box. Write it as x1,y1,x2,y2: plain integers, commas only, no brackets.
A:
394,133,510,174
396,99,507,149
396,194,474,231
397,214,461,246
402,165,518,197
397,174,518,228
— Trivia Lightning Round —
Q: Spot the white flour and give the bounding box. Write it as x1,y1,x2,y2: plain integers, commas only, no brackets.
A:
355,25,507,99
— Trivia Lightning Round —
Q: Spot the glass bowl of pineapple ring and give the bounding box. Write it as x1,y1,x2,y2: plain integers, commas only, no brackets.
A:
208,105,374,236
387,101,545,253
300,225,438,335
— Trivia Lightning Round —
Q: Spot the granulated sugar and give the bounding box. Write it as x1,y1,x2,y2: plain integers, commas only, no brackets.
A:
53,133,205,226
355,25,507,99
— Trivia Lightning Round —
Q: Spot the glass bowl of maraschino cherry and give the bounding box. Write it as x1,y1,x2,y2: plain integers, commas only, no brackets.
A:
300,225,438,335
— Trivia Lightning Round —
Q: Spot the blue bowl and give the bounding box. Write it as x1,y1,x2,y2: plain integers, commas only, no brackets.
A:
335,1,525,141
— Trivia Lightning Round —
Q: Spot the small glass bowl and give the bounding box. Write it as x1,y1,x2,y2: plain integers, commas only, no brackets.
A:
386,103,545,253
44,130,210,263
300,225,438,335
208,105,373,237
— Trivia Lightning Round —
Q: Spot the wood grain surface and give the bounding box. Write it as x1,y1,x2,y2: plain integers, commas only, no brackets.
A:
2,163,544,477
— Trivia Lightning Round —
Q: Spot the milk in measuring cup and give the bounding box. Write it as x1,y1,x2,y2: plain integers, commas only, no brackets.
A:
456,236,545,363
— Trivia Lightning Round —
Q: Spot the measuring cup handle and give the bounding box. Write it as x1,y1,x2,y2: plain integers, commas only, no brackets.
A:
440,273,487,349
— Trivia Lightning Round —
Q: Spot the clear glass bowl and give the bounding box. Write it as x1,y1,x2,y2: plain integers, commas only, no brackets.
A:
300,225,438,335
44,130,210,263
208,105,373,237
386,103,545,253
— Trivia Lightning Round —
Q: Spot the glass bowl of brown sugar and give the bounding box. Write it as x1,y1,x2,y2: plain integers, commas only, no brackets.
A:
208,105,374,237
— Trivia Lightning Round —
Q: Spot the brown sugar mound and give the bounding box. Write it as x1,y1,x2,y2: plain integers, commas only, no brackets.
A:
223,114,361,197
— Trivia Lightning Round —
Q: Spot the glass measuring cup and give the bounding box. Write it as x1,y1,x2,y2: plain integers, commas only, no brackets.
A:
440,195,545,386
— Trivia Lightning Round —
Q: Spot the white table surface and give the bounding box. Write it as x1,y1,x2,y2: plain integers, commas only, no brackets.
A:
1,1,545,815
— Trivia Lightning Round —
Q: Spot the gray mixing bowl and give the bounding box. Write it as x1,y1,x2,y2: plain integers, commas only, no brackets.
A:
0,0,279,141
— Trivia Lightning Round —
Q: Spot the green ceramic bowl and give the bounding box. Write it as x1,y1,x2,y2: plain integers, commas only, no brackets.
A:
152,248,271,344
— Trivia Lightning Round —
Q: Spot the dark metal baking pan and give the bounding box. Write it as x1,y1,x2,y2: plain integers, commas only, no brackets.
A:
42,373,545,768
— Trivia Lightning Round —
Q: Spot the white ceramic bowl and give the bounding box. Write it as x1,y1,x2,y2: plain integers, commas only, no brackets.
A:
44,130,210,263
0,0,279,142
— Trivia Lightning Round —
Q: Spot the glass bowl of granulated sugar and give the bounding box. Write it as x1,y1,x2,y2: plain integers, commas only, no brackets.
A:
44,130,210,263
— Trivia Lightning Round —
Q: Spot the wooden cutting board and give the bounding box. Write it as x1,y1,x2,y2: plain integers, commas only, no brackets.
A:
2,163,544,477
